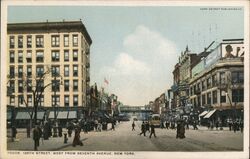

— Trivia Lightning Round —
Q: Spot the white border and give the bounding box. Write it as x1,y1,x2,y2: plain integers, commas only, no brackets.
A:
1,1,249,159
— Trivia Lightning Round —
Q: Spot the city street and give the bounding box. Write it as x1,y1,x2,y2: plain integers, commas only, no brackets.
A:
8,120,243,151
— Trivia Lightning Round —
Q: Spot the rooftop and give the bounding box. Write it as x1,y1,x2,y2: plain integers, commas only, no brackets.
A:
7,20,92,45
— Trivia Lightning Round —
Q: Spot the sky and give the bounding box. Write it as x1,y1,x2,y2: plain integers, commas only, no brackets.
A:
8,5,244,106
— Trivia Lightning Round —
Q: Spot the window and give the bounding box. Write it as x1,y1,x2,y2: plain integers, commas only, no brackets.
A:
9,66,15,78
9,80,15,94
52,80,60,92
73,65,78,76
202,80,206,90
18,80,23,93
52,66,60,77
36,51,44,62
10,96,15,106
207,92,211,105
220,72,226,84
26,50,32,63
18,95,24,106
27,66,32,77
212,74,217,86
202,94,206,105
27,35,32,48
232,89,244,103
27,80,32,92
73,80,78,91
18,36,23,48
220,90,226,103
207,77,211,88
64,50,69,61
73,95,78,106
36,35,44,48
73,35,78,46
64,80,69,92
36,66,44,77
73,50,78,61
38,95,44,107
51,50,60,62
9,36,15,48
10,51,15,63
18,51,23,63
197,83,201,91
37,80,44,92
27,95,32,107
64,35,69,47
52,95,60,106
18,66,23,78
51,35,60,47
212,90,217,104
64,95,69,107
64,65,69,77
232,71,244,84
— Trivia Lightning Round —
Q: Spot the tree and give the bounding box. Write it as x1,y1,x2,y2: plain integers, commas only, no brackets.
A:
7,66,63,126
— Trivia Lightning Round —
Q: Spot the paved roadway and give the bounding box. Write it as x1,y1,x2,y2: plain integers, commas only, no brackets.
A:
7,120,243,151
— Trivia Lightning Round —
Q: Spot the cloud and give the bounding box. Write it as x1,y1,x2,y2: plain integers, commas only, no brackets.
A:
99,25,178,106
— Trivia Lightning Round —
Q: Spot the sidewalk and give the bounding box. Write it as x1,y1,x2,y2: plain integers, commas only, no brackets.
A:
7,123,117,151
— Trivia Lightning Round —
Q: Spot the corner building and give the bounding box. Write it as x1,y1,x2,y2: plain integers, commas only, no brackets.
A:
7,21,92,108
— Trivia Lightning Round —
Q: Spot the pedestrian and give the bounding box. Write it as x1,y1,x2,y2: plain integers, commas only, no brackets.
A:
33,125,41,151
132,121,135,131
193,120,198,130
139,121,146,136
215,120,219,130
111,120,115,131
72,125,83,147
165,120,170,129
160,120,164,129
94,119,98,131
176,121,181,138
240,121,243,133
180,120,186,139
145,121,150,133
176,120,185,139
11,126,17,141
58,125,63,137
149,124,156,138
43,122,49,140
228,120,232,131
26,124,31,138
67,122,73,137
185,119,189,130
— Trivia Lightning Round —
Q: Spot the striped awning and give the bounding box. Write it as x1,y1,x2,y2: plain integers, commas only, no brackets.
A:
68,111,77,119
57,111,68,119
199,111,208,117
204,109,217,119
15,112,32,120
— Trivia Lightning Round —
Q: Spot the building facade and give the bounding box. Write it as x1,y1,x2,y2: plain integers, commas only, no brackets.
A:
189,39,244,123
7,21,92,109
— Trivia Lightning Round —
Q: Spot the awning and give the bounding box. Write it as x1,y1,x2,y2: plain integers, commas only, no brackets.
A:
57,111,68,119
199,111,208,117
204,109,217,119
68,111,77,119
7,112,12,120
15,112,32,120
48,111,56,119
36,111,45,120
